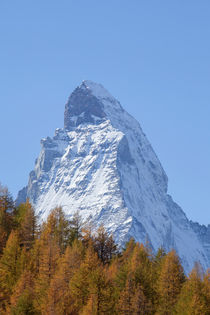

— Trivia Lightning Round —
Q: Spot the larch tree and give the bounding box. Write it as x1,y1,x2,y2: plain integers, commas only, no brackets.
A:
130,284,153,315
130,243,155,304
16,200,37,250
85,265,115,315
69,244,101,313
44,240,84,315
0,185,15,254
0,230,21,311
203,269,210,312
41,207,71,253
9,270,36,315
173,263,209,315
33,212,61,314
114,238,136,294
117,276,135,315
157,249,185,315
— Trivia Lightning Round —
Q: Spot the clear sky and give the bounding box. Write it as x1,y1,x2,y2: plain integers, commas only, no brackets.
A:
0,1,209,224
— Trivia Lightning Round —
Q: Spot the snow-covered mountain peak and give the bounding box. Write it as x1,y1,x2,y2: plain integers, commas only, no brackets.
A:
80,80,114,100
64,81,124,130
17,81,210,273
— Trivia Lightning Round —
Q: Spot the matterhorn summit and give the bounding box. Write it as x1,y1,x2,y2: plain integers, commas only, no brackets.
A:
17,80,210,272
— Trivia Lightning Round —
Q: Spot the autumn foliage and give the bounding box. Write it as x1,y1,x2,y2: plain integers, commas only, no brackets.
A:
0,187,210,314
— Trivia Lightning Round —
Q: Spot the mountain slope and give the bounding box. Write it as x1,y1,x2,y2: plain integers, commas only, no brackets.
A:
17,80,209,272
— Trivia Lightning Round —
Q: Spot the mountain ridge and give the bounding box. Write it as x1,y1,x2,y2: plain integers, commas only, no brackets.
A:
17,80,210,272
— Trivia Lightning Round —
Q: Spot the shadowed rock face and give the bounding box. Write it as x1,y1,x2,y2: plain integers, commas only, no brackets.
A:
17,80,210,273
64,85,106,129
117,136,134,165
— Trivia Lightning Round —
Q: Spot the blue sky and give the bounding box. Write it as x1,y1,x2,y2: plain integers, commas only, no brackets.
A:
0,1,209,224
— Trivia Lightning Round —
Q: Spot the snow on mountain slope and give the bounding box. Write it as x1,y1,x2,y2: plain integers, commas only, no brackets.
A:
17,80,209,272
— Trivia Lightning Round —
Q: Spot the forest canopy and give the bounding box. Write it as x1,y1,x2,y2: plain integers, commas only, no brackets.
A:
0,185,209,315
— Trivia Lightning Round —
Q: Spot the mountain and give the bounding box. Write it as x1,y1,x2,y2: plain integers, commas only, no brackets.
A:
17,80,209,272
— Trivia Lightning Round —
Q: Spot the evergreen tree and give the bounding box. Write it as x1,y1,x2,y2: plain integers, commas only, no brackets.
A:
93,225,118,264
69,210,83,245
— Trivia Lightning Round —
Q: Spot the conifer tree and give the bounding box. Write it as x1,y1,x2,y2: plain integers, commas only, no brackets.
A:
173,263,209,315
153,247,166,270
34,238,60,312
69,210,83,245
9,270,36,315
130,243,154,301
80,295,95,315
82,224,93,248
203,268,210,312
93,225,118,265
131,284,153,315
157,249,185,315
10,293,36,315
117,242,154,315
87,265,115,314
152,247,166,310
16,200,37,250
0,185,15,254
70,244,101,313
44,240,84,315
117,276,135,315
41,207,71,253
33,211,61,314
114,238,136,294
0,200,209,315
0,231,21,311
121,238,136,262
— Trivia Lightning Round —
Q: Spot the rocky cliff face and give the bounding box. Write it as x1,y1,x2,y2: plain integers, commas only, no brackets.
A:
190,221,210,264
17,80,209,272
